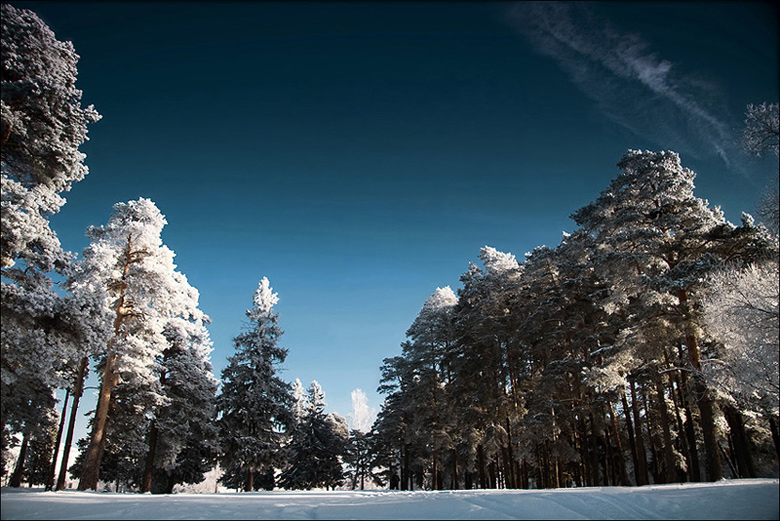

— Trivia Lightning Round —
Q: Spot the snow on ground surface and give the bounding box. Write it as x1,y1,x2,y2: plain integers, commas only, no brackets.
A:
2,479,778,520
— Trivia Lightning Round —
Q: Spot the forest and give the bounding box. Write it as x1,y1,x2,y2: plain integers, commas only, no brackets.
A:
2,3,779,495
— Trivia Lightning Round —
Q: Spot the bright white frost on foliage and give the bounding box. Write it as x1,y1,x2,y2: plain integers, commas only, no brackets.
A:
291,378,311,423
1,3,100,269
0,4,101,189
2,5,99,446
702,261,780,414
742,102,779,158
479,246,520,276
348,388,376,433
71,198,203,400
406,286,458,345
248,277,279,320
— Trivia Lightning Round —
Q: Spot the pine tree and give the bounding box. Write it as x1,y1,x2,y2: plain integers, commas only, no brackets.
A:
142,311,219,493
216,278,293,492
572,150,772,481
1,3,100,476
71,198,203,490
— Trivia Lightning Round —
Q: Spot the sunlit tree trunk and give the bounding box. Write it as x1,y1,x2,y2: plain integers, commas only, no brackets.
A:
46,390,70,491
57,357,88,491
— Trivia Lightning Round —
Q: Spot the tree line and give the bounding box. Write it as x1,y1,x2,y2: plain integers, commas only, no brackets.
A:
371,148,779,490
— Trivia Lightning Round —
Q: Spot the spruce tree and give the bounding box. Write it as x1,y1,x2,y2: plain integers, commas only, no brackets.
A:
216,278,293,492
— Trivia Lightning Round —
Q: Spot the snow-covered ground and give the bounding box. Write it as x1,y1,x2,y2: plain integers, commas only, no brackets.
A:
1,479,777,520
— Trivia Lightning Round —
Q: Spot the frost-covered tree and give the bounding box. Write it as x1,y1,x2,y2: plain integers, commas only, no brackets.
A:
279,381,347,490
702,260,779,421
741,102,779,159
571,150,774,482
740,103,779,236
348,388,376,433
216,278,293,492
70,198,203,490
1,3,100,475
142,307,219,493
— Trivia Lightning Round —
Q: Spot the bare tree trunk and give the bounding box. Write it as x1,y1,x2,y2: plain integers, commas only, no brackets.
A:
477,444,487,489
9,431,30,487
244,468,254,492
722,404,756,478
675,353,702,482
621,388,640,485
629,380,649,485
452,447,459,490
654,369,677,483
588,415,601,486
678,289,722,482
46,390,70,491
141,423,160,492
668,369,692,483
769,416,780,464
642,388,661,483
57,357,88,491
432,448,439,490
402,443,410,491
608,403,631,486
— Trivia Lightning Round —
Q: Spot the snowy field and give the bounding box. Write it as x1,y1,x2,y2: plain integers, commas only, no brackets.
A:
2,479,778,520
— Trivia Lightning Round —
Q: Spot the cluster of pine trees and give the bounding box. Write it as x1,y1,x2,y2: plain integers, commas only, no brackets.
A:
371,149,779,491
0,4,352,494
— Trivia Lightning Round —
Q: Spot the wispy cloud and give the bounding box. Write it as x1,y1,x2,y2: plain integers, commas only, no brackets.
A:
505,2,739,169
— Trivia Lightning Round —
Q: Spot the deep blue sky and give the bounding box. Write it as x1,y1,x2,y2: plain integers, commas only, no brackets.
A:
13,1,779,427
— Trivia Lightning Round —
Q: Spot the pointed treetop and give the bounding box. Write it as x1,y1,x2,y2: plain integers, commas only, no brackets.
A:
248,277,279,320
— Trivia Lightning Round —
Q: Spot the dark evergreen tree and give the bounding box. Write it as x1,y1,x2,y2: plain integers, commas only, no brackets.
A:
278,381,347,490
216,278,293,492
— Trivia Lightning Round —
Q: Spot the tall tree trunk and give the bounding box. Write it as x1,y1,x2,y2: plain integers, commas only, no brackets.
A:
243,468,254,492
452,447,459,490
77,353,118,490
505,417,516,489
80,238,135,491
608,403,631,486
722,404,756,478
684,333,723,482
165,473,175,494
141,422,160,492
432,448,439,490
653,369,677,483
9,431,30,487
675,354,702,482
678,289,722,482
668,371,692,483
642,389,661,484
588,415,601,486
46,390,70,491
769,416,780,464
477,444,487,489
57,357,88,491
621,388,641,486
629,380,649,485
402,443,410,491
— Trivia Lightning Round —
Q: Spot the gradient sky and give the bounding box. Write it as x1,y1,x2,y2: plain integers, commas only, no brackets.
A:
12,1,779,433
